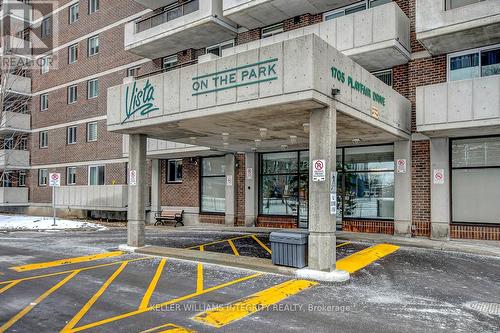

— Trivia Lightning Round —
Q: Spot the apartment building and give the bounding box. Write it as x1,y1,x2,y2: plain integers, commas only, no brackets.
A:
0,0,499,250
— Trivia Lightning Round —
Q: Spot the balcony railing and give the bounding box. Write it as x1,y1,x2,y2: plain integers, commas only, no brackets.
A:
0,187,28,204
135,59,197,80
136,0,199,33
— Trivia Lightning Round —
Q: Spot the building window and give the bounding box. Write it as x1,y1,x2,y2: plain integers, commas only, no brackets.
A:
39,131,48,148
68,44,78,64
261,23,283,39
67,126,77,144
451,136,500,224
323,0,391,20
372,69,393,86
89,165,105,185
259,151,309,227
87,122,98,142
3,138,13,150
448,45,500,81
201,156,226,213
89,0,99,14
41,56,50,74
19,137,28,150
445,0,484,10
87,79,99,99
68,85,78,104
67,167,77,185
206,40,234,57
41,17,52,37
40,93,49,111
127,66,141,77
162,55,178,71
69,3,79,24
88,35,99,56
167,159,183,183
19,172,26,187
39,169,48,186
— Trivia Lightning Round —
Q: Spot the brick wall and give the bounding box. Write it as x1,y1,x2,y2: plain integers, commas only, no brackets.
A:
451,225,500,241
256,216,298,228
283,13,322,32
160,158,200,207
235,154,245,226
412,140,431,237
342,220,394,235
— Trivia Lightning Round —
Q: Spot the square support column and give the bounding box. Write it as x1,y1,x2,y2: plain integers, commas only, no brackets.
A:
308,105,337,272
394,140,412,237
128,134,147,248
244,152,258,227
149,159,161,225
225,154,236,226
430,137,450,240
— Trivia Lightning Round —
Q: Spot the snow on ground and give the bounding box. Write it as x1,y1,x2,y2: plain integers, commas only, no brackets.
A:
0,214,107,231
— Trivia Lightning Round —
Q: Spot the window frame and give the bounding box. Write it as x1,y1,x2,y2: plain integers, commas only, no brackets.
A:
200,156,226,214
167,159,183,184
87,79,99,99
261,23,284,39
127,66,141,77
41,17,52,37
89,0,99,14
66,166,77,185
41,56,50,74
447,43,500,82
162,55,178,70
40,93,49,111
68,43,78,64
18,171,26,187
68,85,78,104
69,3,79,24
87,35,99,57
86,122,98,142
372,69,393,87
88,165,105,186
39,131,48,148
67,126,77,145
38,169,48,186
206,39,235,57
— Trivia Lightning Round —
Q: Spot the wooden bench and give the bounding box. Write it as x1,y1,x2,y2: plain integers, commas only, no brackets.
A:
154,209,184,227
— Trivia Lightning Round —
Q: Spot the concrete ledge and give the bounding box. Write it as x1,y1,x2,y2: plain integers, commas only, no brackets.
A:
135,245,298,276
296,268,350,282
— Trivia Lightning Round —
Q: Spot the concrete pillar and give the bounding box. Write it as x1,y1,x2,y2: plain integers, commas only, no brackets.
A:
308,105,337,272
244,152,258,227
430,137,450,240
225,154,236,226
394,140,412,237
127,134,147,248
149,159,161,225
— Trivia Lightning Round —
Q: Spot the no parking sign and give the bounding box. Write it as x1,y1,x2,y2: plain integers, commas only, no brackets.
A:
49,173,61,187
312,160,326,182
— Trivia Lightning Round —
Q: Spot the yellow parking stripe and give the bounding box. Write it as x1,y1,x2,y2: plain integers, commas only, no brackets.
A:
336,244,399,273
141,323,195,333
227,240,240,256
251,235,272,254
9,251,125,272
0,270,79,333
187,235,253,249
193,279,317,328
61,262,128,332
70,273,262,332
139,259,167,310
0,281,20,294
196,263,203,293
336,241,351,248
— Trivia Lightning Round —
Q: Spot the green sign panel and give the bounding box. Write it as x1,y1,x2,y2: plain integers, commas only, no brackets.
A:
331,66,386,106
192,58,278,96
123,79,159,123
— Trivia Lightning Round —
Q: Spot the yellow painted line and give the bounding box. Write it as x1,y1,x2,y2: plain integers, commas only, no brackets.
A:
139,258,167,310
187,235,253,250
9,251,125,272
0,281,20,294
140,323,195,333
336,241,351,248
196,263,203,293
251,235,272,254
336,244,400,273
61,262,128,332
199,245,204,252
193,279,317,328
227,240,240,256
70,273,262,333
0,270,79,333
0,257,150,286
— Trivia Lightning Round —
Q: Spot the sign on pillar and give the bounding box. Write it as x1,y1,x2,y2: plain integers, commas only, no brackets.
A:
49,173,61,226
330,172,337,215
312,160,326,182
396,159,407,173
433,169,445,185
129,170,137,186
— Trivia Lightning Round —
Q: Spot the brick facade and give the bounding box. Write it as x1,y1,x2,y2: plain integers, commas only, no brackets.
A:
160,158,200,207
342,220,394,235
411,140,431,237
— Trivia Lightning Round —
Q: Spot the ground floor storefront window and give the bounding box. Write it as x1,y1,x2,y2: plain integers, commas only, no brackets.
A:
200,156,226,214
258,145,395,228
451,136,500,224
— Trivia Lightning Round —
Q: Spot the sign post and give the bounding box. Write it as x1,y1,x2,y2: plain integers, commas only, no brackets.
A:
49,173,61,226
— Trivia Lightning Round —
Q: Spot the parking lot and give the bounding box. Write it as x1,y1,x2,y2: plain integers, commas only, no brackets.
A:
1,229,499,332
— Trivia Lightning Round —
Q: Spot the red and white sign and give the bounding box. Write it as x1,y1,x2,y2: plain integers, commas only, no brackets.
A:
129,170,137,186
396,159,407,173
49,173,61,187
433,169,445,185
312,159,326,182
226,175,233,186
246,168,253,180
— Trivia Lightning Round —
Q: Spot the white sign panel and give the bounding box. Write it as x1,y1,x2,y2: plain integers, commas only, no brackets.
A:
49,173,61,187
246,168,253,180
129,170,137,186
330,172,337,215
433,169,445,185
312,160,326,182
226,175,233,186
396,159,407,174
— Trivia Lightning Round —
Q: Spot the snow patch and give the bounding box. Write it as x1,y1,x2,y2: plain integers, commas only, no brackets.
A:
0,214,107,231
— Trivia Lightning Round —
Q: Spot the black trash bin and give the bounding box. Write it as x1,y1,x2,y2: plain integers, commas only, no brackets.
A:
269,231,308,268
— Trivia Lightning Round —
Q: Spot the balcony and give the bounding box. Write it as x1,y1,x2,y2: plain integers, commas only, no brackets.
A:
2,73,31,95
416,75,500,136
132,0,180,10
416,0,500,55
0,35,32,58
0,187,28,205
223,0,353,29
0,111,30,134
223,2,410,71
54,185,145,211
0,0,32,34
0,149,29,169
125,0,237,59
